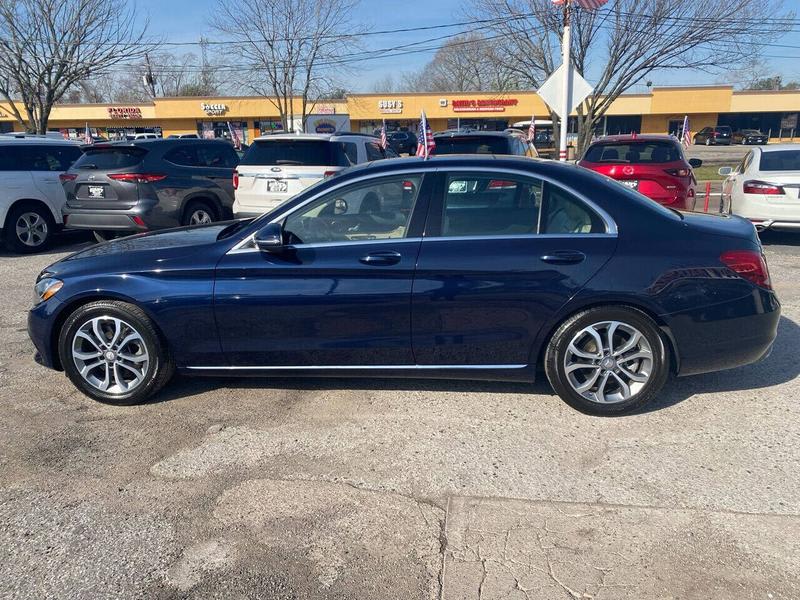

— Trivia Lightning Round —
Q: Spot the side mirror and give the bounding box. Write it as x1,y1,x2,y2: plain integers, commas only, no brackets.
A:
254,222,285,253
718,166,733,176
688,158,703,168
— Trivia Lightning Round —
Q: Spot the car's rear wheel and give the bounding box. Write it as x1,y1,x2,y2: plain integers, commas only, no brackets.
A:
544,307,670,416
3,204,54,254
182,200,216,226
58,300,174,405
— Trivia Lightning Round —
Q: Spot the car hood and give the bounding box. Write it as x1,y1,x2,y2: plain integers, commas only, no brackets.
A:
46,224,233,277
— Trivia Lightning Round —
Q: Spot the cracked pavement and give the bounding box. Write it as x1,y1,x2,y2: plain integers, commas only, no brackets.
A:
0,231,798,599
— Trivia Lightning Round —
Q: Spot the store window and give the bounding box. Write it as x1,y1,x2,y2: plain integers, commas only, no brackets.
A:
255,119,284,136
197,121,248,148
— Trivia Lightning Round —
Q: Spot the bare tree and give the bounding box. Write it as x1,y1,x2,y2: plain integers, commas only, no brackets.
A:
468,0,791,153
212,0,360,132
0,0,151,133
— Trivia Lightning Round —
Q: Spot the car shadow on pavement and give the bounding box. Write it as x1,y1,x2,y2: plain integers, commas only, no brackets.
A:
0,230,93,258
151,316,800,416
759,231,800,247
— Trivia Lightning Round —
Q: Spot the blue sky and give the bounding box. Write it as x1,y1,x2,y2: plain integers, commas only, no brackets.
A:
137,0,800,92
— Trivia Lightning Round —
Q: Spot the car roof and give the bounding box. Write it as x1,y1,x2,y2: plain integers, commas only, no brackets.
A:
254,133,333,142
434,130,518,139
593,134,676,143
86,138,230,149
755,144,799,152
0,137,82,146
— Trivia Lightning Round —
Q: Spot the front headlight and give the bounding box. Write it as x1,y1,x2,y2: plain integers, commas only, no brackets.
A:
34,277,63,304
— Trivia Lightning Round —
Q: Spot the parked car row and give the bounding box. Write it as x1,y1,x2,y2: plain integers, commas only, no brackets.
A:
693,126,769,146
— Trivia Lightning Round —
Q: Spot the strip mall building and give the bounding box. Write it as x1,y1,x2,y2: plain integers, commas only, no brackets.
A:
0,85,798,144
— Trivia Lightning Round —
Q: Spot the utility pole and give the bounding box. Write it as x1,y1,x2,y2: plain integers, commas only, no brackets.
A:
143,53,157,98
559,2,572,162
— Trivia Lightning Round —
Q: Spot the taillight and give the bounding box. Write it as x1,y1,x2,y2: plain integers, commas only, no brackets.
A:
664,168,690,177
720,250,772,289
323,170,338,178
108,173,167,183
402,180,414,192
59,173,77,183
711,131,718,138
743,180,784,195
233,170,239,190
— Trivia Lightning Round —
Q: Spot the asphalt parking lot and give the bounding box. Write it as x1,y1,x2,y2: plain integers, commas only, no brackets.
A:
1,230,799,600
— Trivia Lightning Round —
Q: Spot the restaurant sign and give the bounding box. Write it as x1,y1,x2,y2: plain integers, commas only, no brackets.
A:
107,107,143,119
378,99,404,114
452,98,519,113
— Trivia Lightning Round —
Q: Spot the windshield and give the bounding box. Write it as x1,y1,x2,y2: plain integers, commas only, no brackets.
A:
434,136,508,155
759,150,800,171
240,140,351,167
583,141,681,163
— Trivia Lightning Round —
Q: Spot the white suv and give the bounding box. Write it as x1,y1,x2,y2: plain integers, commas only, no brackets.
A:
233,133,398,217
0,138,83,253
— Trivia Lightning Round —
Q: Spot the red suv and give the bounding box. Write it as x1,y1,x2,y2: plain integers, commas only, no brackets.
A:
578,135,701,210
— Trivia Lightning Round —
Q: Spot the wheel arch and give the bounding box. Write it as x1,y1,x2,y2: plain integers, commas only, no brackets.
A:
49,292,169,371
532,299,680,375
180,193,224,222
2,197,60,228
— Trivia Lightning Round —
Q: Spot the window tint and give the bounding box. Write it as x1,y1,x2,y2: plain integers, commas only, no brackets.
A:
73,147,147,170
366,141,394,161
759,150,800,171
542,185,603,234
12,145,82,171
341,142,358,165
434,136,509,155
196,144,239,168
442,174,542,237
240,140,351,167
284,175,422,245
583,141,681,163
164,145,199,167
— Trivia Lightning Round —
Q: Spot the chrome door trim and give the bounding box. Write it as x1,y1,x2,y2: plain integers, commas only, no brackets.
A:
186,364,528,371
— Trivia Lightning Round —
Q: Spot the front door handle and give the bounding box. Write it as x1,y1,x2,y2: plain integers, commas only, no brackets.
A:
540,250,586,265
360,251,402,266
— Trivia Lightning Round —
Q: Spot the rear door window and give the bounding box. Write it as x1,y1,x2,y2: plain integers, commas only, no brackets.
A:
583,142,681,163
20,145,82,171
434,136,509,155
164,145,200,167
759,150,800,171
542,184,605,234
73,147,147,170
240,140,350,167
196,144,239,168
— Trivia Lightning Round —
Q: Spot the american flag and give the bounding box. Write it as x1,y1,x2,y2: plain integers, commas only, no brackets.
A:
227,121,241,150
527,115,536,143
552,0,608,9
83,123,93,145
416,111,435,158
681,115,692,148
379,119,388,150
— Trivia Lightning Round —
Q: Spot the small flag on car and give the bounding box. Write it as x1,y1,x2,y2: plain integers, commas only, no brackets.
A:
681,115,692,149
527,116,536,143
83,123,93,145
416,111,435,159
227,121,241,150
380,119,388,150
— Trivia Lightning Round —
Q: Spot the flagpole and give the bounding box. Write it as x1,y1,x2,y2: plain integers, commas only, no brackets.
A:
559,1,571,162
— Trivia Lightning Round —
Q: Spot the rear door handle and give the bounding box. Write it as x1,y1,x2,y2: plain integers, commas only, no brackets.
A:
360,251,402,266
540,250,586,265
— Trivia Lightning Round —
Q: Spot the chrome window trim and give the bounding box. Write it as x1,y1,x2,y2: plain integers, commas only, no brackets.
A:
228,165,618,254
186,364,528,371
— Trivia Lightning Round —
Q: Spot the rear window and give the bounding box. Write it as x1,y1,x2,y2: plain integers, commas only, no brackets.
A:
759,150,800,171
583,141,681,164
239,140,351,167
434,136,509,155
73,147,146,170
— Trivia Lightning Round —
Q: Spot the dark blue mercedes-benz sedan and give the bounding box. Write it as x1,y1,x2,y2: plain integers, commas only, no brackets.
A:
28,156,780,415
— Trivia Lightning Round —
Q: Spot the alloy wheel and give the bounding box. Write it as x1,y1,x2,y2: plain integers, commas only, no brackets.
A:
189,209,213,225
15,212,48,247
563,320,653,405
71,316,150,395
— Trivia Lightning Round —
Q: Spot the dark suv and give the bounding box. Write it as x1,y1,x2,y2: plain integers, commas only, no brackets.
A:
432,130,538,157
61,139,239,240
693,126,733,146
388,131,417,155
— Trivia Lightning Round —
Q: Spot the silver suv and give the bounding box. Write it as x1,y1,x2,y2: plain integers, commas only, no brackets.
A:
233,133,398,218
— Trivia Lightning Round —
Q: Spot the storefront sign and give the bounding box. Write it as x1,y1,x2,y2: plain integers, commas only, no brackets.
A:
378,99,404,114
107,106,143,119
315,105,336,115
780,113,798,129
452,98,519,113
201,102,228,116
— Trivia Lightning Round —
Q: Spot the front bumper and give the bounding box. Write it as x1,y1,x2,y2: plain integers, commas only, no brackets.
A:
28,297,64,371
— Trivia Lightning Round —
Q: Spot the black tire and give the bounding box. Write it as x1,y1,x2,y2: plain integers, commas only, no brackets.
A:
544,306,670,416
182,200,217,226
58,300,175,405
3,203,55,254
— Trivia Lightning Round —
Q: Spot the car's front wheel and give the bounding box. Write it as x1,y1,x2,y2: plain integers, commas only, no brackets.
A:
3,203,54,253
58,300,174,405
544,307,670,416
